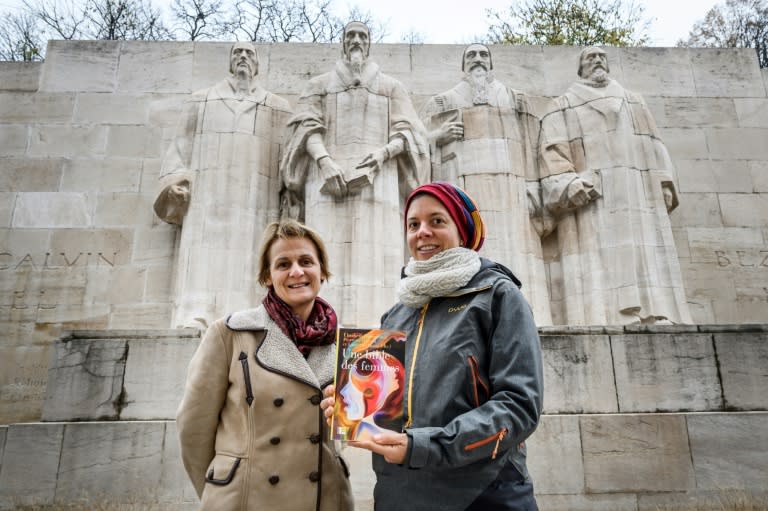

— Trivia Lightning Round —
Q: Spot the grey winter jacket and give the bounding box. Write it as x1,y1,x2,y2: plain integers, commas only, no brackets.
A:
373,258,543,511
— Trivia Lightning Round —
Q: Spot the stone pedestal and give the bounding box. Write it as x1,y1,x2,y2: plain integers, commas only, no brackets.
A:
1,325,766,510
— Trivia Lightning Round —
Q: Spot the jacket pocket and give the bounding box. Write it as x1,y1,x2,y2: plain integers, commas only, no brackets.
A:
467,355,490,408
463,427,508,460
205,454,242,486
336,454,350,479
238,351,254,406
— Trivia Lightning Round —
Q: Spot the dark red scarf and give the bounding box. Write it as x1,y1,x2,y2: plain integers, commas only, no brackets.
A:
262,288,337,356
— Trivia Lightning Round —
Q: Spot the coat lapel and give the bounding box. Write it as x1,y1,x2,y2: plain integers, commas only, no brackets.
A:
227,307,336,389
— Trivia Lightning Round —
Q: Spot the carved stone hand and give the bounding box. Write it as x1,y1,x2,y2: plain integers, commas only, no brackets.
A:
317,156,347,198
661,182,678,212
566,177,597,209
356,147,389,174
434,120,464,147
169,183,190,205
154,180,191,225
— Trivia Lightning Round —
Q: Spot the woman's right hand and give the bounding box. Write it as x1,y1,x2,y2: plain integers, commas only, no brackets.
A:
320,384,336,424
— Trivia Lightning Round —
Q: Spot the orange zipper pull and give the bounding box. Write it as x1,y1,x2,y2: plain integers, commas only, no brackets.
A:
491,428,508,460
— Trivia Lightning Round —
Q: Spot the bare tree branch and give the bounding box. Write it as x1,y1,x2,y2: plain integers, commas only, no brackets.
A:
170,0,225,40
678,0,767,67
0,9,46,60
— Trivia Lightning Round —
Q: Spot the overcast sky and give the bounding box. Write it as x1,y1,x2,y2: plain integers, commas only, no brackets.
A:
0,0,721,46
349,0,721,46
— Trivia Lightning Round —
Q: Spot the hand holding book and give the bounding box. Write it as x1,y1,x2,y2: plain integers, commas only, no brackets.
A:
348,431,408,465
330,328,407,442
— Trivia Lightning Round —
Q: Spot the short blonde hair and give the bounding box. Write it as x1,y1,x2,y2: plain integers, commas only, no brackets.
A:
257,220,331,287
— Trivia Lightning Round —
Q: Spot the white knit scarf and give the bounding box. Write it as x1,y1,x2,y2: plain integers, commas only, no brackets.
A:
398,248,482,308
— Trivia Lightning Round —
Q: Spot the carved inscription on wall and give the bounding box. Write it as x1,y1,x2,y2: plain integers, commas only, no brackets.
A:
0,251,119,270
4,363,48,402
714,250,768,268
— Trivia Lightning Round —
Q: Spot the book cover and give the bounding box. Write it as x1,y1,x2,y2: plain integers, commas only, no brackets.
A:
319,170,374,196
331,328,407,441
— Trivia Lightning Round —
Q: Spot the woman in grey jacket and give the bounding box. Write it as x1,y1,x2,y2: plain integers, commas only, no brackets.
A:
326,181,543,511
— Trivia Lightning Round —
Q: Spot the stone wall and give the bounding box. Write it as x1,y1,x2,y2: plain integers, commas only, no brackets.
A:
0,326,765,510
1,41,767,422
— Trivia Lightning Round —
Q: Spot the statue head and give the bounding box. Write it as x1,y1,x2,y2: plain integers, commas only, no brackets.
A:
230,41,259,79
577,46,610,82
461,43,493,73
342,21,371,62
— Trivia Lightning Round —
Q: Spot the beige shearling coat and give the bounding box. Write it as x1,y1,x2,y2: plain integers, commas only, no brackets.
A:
176,306,353,510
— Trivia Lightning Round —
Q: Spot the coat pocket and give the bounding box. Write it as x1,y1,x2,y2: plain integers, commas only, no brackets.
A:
238,351,254,406
336,454,350,479
467,355,490,408
205,454,242,486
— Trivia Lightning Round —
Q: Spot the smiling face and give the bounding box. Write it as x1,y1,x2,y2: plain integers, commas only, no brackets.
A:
406,194,462,261
265,237,322,321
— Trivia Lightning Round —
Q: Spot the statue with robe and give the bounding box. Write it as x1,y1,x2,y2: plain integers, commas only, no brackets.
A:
280,21,429,327
154,42,291,329
421,43,552,325
539,46,692,325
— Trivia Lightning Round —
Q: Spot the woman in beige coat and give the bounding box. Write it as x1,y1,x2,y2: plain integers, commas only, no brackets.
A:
177,220,353,510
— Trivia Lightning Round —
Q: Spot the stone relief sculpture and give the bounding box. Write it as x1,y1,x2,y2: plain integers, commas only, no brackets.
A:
154,42,292,329
420,44,553,325
539,46,692,325
280,21,430,327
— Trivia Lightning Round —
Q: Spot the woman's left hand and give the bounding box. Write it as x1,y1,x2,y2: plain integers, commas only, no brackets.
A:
350,432,408,464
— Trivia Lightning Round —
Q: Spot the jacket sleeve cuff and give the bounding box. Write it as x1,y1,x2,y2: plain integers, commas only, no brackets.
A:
407,428,431,468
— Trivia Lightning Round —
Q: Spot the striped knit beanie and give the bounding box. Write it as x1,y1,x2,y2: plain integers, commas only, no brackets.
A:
404,181,486,252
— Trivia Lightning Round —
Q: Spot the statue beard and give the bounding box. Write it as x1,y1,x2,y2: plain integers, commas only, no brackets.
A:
465,65,493,105
346,47,366,76
233,63,254,98
586,67,609,87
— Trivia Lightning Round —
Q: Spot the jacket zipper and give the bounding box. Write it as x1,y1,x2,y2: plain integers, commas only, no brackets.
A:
238,351,254,406
404,302,429,429
463,427,508,459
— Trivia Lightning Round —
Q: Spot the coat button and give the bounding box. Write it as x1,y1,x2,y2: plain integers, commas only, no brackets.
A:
273,397,284,407
309,394,321,405
309,433,321,444
309,471,320,482
270,436,281,445
269,475,280,485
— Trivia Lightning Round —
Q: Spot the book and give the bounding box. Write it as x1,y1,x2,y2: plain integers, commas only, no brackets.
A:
330,327,407,441
427,108,462,163
428,108,462,136
318,169,374,196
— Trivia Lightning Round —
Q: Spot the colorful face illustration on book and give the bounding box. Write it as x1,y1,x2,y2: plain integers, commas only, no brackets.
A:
332,329,406,441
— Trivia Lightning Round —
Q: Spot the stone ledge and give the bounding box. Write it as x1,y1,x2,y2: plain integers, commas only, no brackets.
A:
39,327,768,421
538,323,768,335
0,413,765,511
61,328,201,339
0,62,42,92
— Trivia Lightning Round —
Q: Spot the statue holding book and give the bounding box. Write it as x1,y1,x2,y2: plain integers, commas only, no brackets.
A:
280,21,429,326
